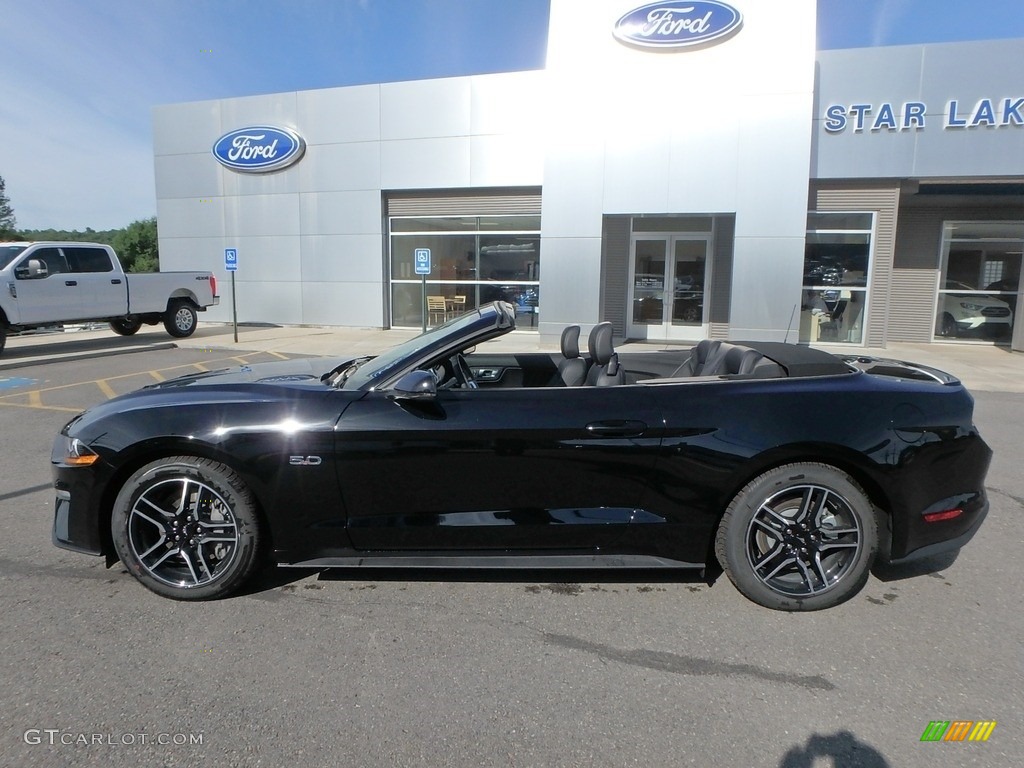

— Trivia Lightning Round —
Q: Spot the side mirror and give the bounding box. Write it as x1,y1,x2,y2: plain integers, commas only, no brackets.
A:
388,369,437,401
15,259,48,280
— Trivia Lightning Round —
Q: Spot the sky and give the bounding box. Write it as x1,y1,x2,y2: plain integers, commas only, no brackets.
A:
2,0,1023,232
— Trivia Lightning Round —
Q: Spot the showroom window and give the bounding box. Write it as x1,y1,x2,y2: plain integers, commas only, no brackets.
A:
389,215,540,329
801,212,873,344
935,221,1022,342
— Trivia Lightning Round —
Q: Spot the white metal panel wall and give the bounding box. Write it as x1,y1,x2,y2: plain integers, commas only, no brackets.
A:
541,0,817,341
153,72,545,327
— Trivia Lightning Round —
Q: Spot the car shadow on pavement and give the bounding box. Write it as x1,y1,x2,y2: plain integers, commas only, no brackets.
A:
871,549,959,583
236,564,324,596
315,566,716,588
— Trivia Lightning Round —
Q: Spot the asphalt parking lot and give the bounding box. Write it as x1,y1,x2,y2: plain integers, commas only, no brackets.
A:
0,332,1021,767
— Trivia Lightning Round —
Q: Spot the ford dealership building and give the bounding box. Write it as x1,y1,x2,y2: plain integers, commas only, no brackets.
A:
153,0,1024,349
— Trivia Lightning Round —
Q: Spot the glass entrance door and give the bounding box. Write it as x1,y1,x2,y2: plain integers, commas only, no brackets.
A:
628,234,710,340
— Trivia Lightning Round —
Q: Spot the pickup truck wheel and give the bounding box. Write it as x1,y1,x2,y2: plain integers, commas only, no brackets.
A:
164,301,198,338
110,318,142,336
0,327,6,356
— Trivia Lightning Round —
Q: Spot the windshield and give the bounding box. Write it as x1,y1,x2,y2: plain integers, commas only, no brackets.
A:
342,302,514,390
0,245,28,270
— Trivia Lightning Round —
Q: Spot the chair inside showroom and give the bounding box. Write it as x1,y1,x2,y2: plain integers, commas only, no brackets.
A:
556,325,588,386
585,322,624,386
447,294,466,319
427,295,447,325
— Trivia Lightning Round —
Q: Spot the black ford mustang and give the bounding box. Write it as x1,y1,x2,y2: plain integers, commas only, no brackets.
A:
51,302,991,610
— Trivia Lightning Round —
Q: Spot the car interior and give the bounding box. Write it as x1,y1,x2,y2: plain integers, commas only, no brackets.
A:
464,327,795,389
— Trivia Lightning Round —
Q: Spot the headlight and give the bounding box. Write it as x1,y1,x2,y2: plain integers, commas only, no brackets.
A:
59,436,100,467
959,302,984,311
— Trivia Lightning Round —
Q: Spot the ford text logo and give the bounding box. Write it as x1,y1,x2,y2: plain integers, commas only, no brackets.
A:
613,1,743,50
212,126,305,173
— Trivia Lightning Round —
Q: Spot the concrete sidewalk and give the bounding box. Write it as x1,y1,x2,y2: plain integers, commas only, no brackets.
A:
3,320,1022,394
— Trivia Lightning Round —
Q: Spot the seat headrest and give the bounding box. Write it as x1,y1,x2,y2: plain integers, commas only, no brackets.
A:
560,325,581,359
588,322,615,365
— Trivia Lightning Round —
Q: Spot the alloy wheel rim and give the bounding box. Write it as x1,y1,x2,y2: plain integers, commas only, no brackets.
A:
744,483,862,597
127,477,239,588
175,308,194,332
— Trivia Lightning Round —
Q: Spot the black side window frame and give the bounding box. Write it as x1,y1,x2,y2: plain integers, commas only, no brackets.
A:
62,247,114,273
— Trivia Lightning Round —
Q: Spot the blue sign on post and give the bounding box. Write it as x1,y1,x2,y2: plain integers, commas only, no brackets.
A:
414,248,431,275
225,248,238,272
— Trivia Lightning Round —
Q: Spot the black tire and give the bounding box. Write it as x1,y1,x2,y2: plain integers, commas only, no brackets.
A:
715,463,878,611
164,300,198,338
0,327,6,357
937,313,958,338
110,317,142,336
111,456,263,600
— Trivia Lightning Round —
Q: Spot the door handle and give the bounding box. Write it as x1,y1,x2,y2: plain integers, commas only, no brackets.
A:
586,420,647,438
65,280,78,286
111,278,122,285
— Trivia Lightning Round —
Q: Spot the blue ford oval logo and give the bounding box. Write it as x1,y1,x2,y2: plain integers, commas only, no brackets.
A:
613,1,743,50
212,126,306,173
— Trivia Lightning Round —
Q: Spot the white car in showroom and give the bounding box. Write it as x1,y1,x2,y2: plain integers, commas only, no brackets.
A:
936,280,1013,338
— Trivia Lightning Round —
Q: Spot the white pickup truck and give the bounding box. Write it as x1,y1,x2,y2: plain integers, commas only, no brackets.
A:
0,242,219,355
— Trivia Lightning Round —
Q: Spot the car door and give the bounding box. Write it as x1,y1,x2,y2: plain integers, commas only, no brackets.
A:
61,246,126,318
335,383,663,552
11,247,80,324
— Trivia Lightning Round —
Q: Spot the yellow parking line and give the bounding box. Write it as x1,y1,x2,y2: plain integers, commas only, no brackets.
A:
232,356,249,364
28,390,42,407
0,400,81,413
149,370,165,382
192,363,208,372
268,351,288,360
96,380,117,399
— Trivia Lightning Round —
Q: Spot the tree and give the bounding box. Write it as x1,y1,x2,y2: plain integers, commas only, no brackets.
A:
110,217,159,272
0,175,16,237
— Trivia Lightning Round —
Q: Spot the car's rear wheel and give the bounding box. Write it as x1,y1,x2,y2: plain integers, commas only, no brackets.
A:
715,463,877,611
111,456,262,600
110,317,142,336
164,300,198,337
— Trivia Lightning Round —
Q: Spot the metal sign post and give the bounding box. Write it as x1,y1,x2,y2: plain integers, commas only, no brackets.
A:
414,248,431,332
225,248,238,343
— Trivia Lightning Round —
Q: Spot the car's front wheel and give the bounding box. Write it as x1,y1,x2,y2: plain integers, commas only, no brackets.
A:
715,463,878,611
111,456,263,600
937,312,958,338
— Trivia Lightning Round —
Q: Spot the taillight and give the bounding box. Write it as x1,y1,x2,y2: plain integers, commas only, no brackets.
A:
211,274,218,297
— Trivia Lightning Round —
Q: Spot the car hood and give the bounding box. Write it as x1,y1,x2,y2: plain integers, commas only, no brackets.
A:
144,356,352,389
60,356,367,448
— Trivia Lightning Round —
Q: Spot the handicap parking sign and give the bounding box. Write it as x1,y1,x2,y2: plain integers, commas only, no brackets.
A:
414,248,431,275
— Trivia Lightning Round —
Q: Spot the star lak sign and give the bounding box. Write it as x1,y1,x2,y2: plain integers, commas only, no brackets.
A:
212,126,306,173
613,1,743,50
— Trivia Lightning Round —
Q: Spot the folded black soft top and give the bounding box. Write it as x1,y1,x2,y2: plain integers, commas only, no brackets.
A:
736,341,852,378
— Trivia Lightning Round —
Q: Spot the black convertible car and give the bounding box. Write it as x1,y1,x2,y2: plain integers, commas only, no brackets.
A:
51,301,991,610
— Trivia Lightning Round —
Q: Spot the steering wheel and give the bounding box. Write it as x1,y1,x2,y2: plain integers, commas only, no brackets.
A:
452,353,478,389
